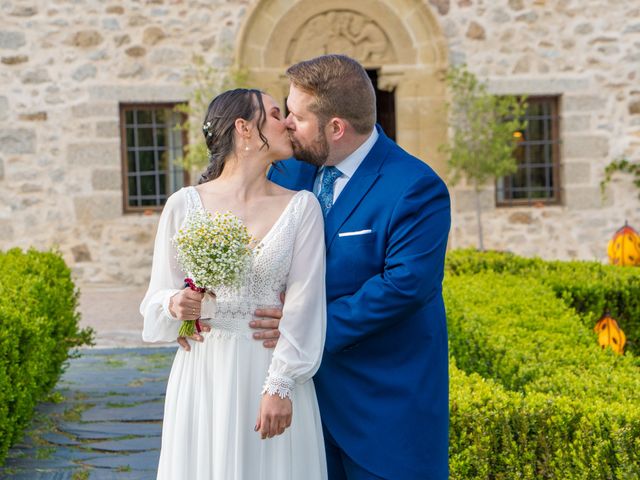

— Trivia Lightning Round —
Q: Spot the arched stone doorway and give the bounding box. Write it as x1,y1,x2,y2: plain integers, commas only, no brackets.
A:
235,0,449,176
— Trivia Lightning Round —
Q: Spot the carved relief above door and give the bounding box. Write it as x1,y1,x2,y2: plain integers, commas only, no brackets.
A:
286,11,396,65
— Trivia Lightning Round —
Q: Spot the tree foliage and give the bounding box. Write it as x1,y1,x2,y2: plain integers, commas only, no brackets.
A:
174,55,250,173
441,66,528,188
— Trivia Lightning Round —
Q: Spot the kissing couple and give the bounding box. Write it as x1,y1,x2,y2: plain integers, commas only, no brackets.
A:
141,53,451,480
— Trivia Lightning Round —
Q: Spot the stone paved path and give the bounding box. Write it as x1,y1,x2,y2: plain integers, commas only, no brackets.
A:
0,347,176,479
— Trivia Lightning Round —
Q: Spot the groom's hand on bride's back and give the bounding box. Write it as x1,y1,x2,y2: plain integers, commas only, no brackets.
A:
250,292,285,348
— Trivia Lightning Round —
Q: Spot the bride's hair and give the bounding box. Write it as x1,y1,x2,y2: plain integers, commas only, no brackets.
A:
199,88,269,184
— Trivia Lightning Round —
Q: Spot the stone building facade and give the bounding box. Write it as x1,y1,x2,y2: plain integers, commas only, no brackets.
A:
0,0,638,285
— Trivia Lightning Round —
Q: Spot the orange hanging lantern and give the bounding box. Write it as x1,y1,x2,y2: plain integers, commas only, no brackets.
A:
594,312,626,355
607,221,640,266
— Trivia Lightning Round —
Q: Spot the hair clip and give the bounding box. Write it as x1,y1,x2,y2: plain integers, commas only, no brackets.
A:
202,121,213,138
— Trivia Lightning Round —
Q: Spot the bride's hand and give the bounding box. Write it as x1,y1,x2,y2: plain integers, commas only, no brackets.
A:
255,394,292,439
170,288,209,351
169,287,205,320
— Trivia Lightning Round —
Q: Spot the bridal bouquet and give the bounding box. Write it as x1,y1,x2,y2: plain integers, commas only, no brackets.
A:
173,210,255,336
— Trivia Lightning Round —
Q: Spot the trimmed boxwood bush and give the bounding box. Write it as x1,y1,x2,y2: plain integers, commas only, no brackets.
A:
0,248,92,465
445,259,640,478
445,272,640,401
450,364,640,479
446,249,640,354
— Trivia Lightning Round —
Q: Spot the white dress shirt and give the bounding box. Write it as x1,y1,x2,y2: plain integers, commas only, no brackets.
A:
313,128,379,202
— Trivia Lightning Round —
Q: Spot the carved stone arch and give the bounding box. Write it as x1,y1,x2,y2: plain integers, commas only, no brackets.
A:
236,0,449,175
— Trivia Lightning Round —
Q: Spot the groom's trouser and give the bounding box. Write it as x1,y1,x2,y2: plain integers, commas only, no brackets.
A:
323,425,386,480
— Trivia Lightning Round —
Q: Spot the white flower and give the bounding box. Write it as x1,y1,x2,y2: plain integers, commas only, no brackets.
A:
172,211,255,291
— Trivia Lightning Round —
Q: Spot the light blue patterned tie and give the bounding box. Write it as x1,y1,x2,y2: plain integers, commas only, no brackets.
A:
317,166,342,217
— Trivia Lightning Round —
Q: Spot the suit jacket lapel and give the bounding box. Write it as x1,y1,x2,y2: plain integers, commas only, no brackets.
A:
325,127,391,251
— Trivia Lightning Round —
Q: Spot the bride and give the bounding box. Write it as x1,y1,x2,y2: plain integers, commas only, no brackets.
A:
140,88,328,479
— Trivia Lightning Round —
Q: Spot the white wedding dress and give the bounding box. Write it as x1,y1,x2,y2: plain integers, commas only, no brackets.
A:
140,187,328,480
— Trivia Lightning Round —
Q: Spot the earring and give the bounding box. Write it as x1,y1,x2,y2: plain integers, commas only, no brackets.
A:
243,138,250,152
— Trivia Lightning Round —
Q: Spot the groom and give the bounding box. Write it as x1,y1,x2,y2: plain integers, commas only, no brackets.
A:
258,55,450,479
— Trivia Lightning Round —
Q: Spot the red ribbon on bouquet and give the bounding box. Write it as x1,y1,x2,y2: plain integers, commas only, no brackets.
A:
184,277,205,334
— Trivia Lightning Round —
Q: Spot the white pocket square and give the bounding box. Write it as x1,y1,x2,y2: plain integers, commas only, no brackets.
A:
338,229,372,237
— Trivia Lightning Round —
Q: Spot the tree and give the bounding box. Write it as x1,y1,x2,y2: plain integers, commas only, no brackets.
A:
174,55,249,173
440,66,528,250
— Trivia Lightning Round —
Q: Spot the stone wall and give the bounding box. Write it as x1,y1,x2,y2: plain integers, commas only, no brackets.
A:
0,0,638,287
437,0,640,259
0,0,248,284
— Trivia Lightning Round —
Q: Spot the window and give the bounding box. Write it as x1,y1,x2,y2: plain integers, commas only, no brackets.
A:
120,103,188,211
496,96,561,206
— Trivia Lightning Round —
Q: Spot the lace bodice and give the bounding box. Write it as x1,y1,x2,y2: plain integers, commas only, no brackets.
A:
182,187,305,337
141,186,326,400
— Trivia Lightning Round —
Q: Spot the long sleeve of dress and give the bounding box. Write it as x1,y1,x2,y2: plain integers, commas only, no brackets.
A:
140,189,216,343
262,193,327,399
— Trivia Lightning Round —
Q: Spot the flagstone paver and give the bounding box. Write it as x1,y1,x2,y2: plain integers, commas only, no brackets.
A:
0,347,177,479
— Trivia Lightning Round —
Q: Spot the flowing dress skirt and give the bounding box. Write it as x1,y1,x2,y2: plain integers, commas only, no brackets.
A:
157,329,327,480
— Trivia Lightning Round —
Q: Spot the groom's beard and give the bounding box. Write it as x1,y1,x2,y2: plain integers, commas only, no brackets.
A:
289,130,329,167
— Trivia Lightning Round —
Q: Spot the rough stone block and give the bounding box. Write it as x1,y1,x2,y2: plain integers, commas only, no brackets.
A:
92,168,122,190
466,21,486,40
21,68,50,84
564,186,612,210
452,188,495,213
563,135,609,158
0,219,14,241
508,212,533,224
71,103,118,118
487,77,590,95
96,121,120,138
66,30,103,48
562,115,591,132
88,85,189,102
0,96,7,120
143,26,166,46
1,55,28,65
562,161,591,184
149,48,185,65
10,6,37,16
0,31,26,49
67,142,120,166
71,243,92,262
563,95,607,112
18,112,47,121
19,183,43,193
72,64,97,81
429,0,450,15
125,46,146,57
0,129,36,154
73,194,122,222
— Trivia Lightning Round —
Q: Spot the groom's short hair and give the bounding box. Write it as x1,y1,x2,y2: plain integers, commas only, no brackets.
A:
286,54,376,135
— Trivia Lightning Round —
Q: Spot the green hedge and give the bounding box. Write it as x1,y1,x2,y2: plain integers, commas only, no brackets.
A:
450,363,640,479
446,249,640,354
0,248,93,465
444,260,640,478
445,272,640,402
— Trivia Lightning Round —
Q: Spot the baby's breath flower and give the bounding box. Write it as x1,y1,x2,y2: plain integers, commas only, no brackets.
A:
172,210,255,335
173,210,255,291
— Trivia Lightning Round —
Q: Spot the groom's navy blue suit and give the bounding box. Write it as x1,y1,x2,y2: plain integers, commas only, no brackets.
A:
269,126,450,479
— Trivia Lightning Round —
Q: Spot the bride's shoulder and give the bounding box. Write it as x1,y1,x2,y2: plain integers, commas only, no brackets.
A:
163,187,193,211
292,190,321,218
266,185,319,215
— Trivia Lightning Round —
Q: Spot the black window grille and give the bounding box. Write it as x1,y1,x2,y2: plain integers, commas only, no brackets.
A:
120,104,188,211
496,96,561,206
